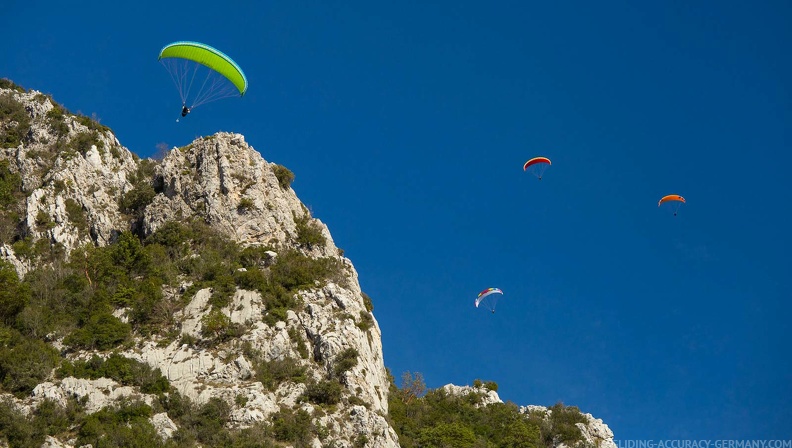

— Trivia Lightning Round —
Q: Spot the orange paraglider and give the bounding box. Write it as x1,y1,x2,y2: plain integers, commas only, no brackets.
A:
658,194,685,216
523,157,551,180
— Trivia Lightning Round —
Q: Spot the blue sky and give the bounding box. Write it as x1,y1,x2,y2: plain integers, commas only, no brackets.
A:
3,0,791,440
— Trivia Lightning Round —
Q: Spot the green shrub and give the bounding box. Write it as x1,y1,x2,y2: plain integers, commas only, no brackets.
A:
35,210,55,231
253,356,307,391
294,212,326,249
201,309,232,339
484,381,498,392
57,353,170,395
119,278,160,325
235,394,248,407
119,183,156,215
63,312,131,350
0,396,87,448
249,249,347,325
271,407,311,443
64,198,88,234
208,273,236,308
159,389,191,421
362,292,374,312
33,398,85,446
502,420,542,448
263,305,289,326
52,179,66,193
237,197,255,213
0,261,29,324
357,311,374,332
144,221,193,257
32,239,66,264
11,237,35,261
45,102,70,137
544,402,587,445
333,348,359,379
0,398,36,446
0,160,22,210
0,213,18,246
0,93,31,147
18,234,174,341
180,332,198,347
170,397,233,446
74,113,110,134
302,380,343,405
347,394,368,408
0,78,25,92
67,131,103,155
0,334,60,396
14,272,66,339
272,164,294,189
288,327,309,359
270,249,345,291
76,400,163,448
160,220,241,290
119,160,158,216
111,231,152,274
238,245,275,268
418,422,476,448
354,434,370,448
234,266,267,291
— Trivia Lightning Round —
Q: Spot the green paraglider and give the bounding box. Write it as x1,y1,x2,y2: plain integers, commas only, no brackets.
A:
159,41,247,119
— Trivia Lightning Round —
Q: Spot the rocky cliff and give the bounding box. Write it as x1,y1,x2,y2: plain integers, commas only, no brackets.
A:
0,81,615,448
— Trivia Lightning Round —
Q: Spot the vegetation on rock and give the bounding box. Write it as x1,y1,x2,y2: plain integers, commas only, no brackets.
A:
388,370,591,448
272,164,294,190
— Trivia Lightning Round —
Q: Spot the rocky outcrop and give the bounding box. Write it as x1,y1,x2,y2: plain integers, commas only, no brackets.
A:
144,133,337,258
0,87,138,273
537,407,617,448
439,386,618,448
441,383,502,407
33,377,156,413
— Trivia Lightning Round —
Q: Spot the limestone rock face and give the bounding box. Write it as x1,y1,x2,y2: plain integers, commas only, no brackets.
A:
32,378,156,414
1,87,138,274
441,383,502,407
143,133,337,258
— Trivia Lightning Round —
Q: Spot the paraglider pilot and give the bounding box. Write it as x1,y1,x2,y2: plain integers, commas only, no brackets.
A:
181,105,190,117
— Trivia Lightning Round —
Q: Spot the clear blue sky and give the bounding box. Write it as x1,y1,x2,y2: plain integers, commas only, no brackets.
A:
3,0,791,440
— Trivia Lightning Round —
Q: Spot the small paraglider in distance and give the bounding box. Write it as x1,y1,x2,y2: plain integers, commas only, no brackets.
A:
658,194,685,216
475,288,503,314
158,41,248,121
524,157,551,180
